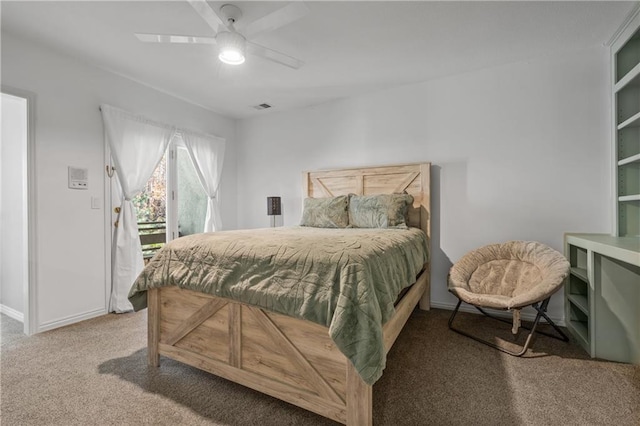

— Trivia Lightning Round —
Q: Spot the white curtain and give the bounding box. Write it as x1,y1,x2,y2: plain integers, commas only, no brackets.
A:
181,130,226,232
101,104,177,312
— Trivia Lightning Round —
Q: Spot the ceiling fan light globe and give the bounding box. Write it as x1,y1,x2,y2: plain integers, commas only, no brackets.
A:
216,30,246,65
219,49,245,65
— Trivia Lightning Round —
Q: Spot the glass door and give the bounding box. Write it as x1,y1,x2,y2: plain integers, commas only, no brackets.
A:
132,153,167,260
159,140,209,245
176,145,208,237
121,139,208,263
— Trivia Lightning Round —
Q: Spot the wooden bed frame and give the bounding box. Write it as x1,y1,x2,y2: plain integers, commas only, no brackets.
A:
147,163,431,425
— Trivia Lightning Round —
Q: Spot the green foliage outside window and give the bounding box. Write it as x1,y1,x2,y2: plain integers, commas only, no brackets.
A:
133,155,167,223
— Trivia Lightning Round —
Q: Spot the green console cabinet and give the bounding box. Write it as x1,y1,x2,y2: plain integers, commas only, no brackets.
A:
564,233,640,364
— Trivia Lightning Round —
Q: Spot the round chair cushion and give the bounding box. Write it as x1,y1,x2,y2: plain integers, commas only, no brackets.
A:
447,241,570,310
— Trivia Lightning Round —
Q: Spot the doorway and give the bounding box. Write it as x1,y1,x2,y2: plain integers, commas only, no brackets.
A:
1,89,35,335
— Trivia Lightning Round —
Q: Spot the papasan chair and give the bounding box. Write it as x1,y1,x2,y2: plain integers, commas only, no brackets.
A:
447,241,570,356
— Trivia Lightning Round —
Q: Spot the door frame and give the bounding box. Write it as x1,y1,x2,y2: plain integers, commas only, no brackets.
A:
1,86,38,335
166,140,183,242
103,142,114,313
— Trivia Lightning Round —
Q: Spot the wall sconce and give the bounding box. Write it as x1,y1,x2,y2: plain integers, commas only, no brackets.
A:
267,196,281,227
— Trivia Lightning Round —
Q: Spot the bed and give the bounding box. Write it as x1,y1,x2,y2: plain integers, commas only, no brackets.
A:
129,163,431,425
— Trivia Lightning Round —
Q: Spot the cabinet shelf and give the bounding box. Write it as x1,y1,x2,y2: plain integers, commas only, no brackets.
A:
618,111,640,130
568,319,589,343
570,266,588,282
615,61,640,92
568,294,588,315
619,194,640,202
618,153,640,166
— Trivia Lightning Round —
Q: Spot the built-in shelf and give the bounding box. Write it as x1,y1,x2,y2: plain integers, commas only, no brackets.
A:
614,7,640,237
565,234,640,363
569,320,589,343
619,194,640,202
570,267,588,282
619,153,640,166
615,61,640,92
568,294,589,315
618,111,640,130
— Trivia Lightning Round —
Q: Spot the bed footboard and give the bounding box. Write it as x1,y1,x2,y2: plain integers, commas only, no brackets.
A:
147,286,354,424
146,268,427,425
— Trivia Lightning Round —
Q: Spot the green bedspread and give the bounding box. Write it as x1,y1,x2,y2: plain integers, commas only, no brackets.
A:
129,226,428,385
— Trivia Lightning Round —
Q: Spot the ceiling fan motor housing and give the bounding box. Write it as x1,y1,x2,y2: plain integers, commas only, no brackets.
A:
220,4,242,24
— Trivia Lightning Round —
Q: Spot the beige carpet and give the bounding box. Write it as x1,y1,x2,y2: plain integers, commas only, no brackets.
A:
1,308,638,425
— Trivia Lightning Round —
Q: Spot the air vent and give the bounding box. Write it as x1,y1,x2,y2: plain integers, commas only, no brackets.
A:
253,103,272,110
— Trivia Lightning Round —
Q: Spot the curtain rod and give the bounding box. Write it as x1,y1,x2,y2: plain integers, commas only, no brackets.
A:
98,105,224,142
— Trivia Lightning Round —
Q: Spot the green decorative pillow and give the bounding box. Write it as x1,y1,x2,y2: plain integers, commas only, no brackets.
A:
300,195,349,228
348,193,414,229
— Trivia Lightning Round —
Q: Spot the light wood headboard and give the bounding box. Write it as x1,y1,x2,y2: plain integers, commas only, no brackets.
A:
302,163,431,241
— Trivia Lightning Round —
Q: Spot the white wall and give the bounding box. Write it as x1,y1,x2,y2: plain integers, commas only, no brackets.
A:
0,93,27,319
1,33,237,331
237,46,612,322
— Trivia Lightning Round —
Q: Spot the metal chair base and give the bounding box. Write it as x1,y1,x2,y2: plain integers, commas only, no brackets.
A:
448,297,569,357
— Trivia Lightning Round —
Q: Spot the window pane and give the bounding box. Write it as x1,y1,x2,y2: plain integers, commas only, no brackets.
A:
178,147,207,236
133,154,166,258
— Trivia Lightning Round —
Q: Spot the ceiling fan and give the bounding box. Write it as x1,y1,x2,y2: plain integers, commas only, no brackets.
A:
135,1,308,69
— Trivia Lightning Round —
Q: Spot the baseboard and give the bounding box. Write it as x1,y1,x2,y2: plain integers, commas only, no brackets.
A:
37,307,106,333
0,304,24,322
430,301,566,327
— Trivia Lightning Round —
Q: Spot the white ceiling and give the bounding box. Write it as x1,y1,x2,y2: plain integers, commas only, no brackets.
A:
1,1,635,119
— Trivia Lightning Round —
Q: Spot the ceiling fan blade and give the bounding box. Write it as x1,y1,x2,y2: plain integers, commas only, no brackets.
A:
135,33,217,44
246,42,304,69
244,2,309,40
187,0,226,34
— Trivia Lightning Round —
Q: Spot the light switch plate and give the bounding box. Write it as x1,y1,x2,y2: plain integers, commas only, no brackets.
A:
91,196,101,209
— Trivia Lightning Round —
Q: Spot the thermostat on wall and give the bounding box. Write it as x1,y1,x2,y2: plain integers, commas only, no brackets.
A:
68,166,88,189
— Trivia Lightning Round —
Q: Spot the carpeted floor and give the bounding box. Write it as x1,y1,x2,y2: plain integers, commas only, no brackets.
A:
1,308,638,425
